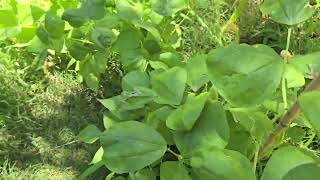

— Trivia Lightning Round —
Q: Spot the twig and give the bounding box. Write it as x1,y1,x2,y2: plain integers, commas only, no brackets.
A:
258,76,320,159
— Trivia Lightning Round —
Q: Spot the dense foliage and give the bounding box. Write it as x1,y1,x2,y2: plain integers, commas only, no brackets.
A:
1,0,320,179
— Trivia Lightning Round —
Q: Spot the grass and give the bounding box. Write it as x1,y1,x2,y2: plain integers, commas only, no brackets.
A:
0,0,320,179
0,52,106,179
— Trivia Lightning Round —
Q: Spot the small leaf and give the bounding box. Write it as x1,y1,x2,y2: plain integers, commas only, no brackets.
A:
129,168,156,180
261,0,316,25
146,106,175,145
174,100,229,156
0,10,18,28
160,161,192,180
152,0,188,16
191,148,256,180
185,54,209,91
298,91,320,137
166,92,209,131
151,67,187,105
284,64,305,88
78,125,102,144
291,52,320,78
90,147,104,164
261,146,320,180
230,108,273,144
122,71,150,92
100,121,167,173
206,44,284,107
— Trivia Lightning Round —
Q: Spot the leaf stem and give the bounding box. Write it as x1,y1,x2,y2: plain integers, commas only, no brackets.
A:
258,76,320,159
302,130,316,148
282,27,293,111
167,148,183,160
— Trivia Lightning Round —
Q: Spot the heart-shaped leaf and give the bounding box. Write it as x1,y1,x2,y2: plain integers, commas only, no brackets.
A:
191,148,256,180
100,121,167,173
261,0,316,25
207,44,284,107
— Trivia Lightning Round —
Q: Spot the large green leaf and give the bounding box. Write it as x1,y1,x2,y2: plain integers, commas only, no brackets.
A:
152,0,187,16
151,67,187,105
191,148,255,180
166,92,209,131
261,146,320,180
260,0,316,25
230,108,273,144
160,161,192,180
283,163,320,180
173,100,229,156
298,91,320,137
100,121,167,173
206,44,284,107
185,54,209,92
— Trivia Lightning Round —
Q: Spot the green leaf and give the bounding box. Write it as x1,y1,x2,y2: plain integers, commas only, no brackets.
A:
90,147,104,164
146,106,175,145
185,54,209,91
45,11,65,38
261,0,316,25
114,28,143,53
286,126,305,144
129,168,156,180
122,71,150,92
261,146,320,180
283,163,320,180
230,108,273,144
90,27,117,48
291,52,320,78
166,92,209,131
62,0,106,28
78,124,102,144
0,10,18,28
30,5,46,22
116,0,143,22
174,100,229,156
79,161,104,180
152,0,187,16
151,67,187,105
284,64,305,88
160,161,192,180
206,44,284,107
100,121,167,173
191,148,255,180
298,91,320,137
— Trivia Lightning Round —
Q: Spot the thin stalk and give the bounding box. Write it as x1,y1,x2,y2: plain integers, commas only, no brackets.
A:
302,131,316,148
282,28,293,111
259,76,320,159
253,146,259,176
167,148,183,160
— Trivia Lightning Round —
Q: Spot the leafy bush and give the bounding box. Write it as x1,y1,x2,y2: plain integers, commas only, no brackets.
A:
1,0,320,180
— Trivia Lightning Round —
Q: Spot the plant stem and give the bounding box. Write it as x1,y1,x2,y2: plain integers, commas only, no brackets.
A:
286,28,292,52
258,76,320,159
253,146,259,176
281,27,293,111
302,130,316,148
167,148,183,160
